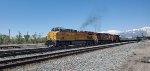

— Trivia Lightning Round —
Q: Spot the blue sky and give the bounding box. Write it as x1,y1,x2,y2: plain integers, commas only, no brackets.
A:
0,0,150,36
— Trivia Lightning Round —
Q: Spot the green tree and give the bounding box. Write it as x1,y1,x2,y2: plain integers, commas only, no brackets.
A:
0,34,4,44
10,37,16,44
16,32,24,44
0,34,9,44
24,32,30,43
32,32,37,43
41,37,46,43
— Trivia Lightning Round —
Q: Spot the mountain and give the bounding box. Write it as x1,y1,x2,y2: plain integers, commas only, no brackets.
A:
119,27,150,38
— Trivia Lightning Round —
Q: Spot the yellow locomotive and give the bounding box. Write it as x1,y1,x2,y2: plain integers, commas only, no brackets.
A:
45,27,98,47
45,27,120,47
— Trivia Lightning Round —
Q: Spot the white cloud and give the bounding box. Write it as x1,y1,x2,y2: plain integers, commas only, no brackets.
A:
101,30,121,35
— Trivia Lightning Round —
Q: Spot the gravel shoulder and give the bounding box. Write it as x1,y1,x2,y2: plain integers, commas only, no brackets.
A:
117,40,150,71
4,41,149,71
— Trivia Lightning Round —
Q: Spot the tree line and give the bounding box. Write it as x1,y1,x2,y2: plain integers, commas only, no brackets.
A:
0,32,46,45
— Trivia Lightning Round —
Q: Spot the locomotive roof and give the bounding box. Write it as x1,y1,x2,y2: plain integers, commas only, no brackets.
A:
50,27,119,36
51,27,77,32
51,27,95,33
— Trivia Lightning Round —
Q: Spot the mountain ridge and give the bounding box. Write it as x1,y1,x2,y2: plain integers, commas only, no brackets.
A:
119,27,150,38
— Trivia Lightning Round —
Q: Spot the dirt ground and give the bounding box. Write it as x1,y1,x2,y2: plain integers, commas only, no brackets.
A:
19,43,45,48
119,41,150,71
0,43,45,49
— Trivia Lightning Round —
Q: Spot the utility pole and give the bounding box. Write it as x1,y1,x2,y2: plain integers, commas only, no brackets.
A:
27,32,29,43
94,24,96,32
18,31,21,44
9,29,10,44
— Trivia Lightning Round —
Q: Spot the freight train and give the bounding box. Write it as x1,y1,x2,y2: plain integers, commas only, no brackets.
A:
45,27,120,47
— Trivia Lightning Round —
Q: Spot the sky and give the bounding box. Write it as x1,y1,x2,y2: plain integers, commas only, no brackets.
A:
0,0,150,36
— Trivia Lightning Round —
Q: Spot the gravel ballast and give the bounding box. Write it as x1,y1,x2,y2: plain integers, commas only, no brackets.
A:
8,41,148,71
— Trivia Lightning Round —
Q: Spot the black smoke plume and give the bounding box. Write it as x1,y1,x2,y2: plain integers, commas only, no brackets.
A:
80,15,100,31
80,7,107,32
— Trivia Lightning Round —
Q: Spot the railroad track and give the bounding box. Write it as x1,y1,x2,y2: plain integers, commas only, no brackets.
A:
0,42,127,57
0,42,134,69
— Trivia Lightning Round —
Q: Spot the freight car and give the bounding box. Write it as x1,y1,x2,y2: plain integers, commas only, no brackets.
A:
45,27,120,47
96,33,119,44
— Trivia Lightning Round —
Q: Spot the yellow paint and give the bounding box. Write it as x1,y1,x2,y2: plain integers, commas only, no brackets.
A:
47,32,98,41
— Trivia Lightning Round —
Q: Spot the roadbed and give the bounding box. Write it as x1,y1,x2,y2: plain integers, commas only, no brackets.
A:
118,40,150,71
